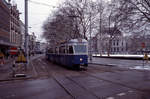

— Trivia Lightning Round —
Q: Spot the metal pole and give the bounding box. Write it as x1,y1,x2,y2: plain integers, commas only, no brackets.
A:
89,11,92,61
25,0,29,68
99,8,102,56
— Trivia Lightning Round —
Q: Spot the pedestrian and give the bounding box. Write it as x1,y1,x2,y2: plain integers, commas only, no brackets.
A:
6,51,9,59
12,60,16,77
29,52,31,59
144,53,149,63
0,51,4,66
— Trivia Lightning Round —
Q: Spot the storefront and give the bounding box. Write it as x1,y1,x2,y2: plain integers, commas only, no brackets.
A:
0,40,18,58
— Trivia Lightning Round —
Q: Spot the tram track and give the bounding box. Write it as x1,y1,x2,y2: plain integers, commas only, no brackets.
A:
80,70,150,98
38,58,149,98
31,58,50,79
86,64,150,93
42,59,108,98
42,59,133,98
40,59,75,99
43,59,105,98
88,63,130,72
80,69,147,93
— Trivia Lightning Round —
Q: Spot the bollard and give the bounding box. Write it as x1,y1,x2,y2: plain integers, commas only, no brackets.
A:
12,61,16,77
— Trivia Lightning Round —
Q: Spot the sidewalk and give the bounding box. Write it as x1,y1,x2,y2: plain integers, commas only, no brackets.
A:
88,57,150,70
88,57,116,66
0,54,43,82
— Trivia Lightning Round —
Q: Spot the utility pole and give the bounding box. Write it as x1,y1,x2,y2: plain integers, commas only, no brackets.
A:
99,1,103,56
25,0,29,69
89,6,92,61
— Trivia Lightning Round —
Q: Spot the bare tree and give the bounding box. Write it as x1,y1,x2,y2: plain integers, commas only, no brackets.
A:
126,0,150,22
95,0,107,55
100,0,126,56
112,0,150,54
42,9,82,46
113,0,150,34
42,0,101,47
63,0,99,39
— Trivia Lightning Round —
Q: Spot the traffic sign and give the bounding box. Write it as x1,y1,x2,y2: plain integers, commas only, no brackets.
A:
10,47,18,55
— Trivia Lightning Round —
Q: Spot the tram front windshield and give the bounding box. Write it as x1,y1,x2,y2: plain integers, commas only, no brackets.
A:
74,45,87,54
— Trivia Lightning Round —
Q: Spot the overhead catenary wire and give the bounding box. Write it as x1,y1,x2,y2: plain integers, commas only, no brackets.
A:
28,0,58,8
26,1,59,29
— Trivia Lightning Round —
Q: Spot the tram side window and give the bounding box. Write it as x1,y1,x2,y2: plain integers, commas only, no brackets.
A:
66,46,69,53
59,46,66,54
55,47,59,54
69,46,73,54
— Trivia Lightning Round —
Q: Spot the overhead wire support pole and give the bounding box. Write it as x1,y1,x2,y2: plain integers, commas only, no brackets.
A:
99,1,102,56
89,0,93,61
89,9,92,61
25,0,29,69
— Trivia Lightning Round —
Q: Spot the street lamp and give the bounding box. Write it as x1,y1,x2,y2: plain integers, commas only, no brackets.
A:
25,0,29,69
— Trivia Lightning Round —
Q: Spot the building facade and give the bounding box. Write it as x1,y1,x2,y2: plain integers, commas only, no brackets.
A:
92,28,127,55
127,35,150,54
0,0,10,54
19,20,25,50
28,33,36,53
0,0,24,56
35,41,41,53
10,5,21,47
109,36,127,54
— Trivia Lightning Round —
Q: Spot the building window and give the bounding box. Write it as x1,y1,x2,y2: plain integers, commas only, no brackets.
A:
111,48,112,52
114,48,116,52
117,48,119,52
117,41,119,46
113,41,115,46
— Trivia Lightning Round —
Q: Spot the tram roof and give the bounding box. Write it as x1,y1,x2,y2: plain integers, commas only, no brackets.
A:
68,39,87,43
53,39,87,47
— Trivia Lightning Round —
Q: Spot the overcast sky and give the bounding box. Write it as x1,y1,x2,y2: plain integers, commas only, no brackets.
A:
12,0,64,42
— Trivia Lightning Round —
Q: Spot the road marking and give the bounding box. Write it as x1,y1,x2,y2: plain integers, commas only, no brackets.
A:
31,62,38,77
117,92,126,96
128,90,133,93
106,97,115,99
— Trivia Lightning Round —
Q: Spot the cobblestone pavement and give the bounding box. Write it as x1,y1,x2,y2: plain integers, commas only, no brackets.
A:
0,56,150,99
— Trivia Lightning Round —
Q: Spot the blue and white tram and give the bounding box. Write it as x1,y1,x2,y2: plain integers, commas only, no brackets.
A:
46,39,88,69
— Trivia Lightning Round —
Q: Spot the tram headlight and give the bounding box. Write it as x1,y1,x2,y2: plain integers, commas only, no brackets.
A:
80,58,83,62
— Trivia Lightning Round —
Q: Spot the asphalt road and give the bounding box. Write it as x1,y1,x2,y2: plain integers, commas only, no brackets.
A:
0,57,150,99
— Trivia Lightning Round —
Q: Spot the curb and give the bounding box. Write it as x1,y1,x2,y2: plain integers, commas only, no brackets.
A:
0,75,38,82
93,56,145,60
88,62,116,67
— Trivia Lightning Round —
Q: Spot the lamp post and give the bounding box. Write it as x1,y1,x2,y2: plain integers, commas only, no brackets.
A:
25,0,29,68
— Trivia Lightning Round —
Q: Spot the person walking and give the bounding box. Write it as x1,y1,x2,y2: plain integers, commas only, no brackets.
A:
144,53,149,64
0,51,4,66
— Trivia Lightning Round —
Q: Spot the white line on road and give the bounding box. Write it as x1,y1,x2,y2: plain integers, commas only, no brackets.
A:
117,92,126,96
106,97,115,99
